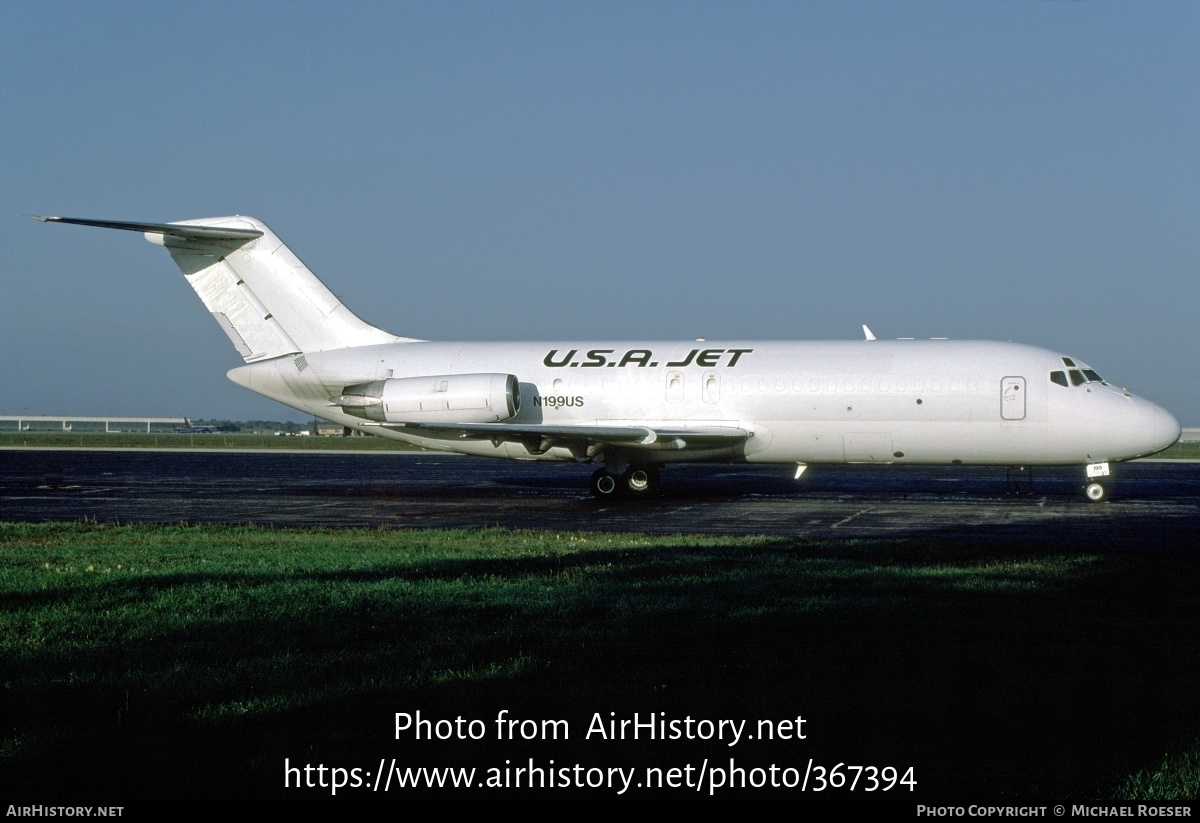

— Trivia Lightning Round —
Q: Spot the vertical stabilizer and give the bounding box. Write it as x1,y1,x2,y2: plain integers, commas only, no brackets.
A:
31,215,408,361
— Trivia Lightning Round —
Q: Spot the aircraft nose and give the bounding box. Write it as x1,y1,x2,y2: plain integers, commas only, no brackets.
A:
1146,402,1181,454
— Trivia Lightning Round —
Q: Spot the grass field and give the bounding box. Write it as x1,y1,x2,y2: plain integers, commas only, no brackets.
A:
0,431,420,451
1,522,1197,802
1148,439,1200,459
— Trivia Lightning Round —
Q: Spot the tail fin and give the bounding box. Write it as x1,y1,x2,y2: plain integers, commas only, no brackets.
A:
31,215,407,361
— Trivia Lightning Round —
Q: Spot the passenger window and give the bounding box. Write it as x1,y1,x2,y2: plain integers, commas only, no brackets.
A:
1069,369,1085,386
1050,371,1068,387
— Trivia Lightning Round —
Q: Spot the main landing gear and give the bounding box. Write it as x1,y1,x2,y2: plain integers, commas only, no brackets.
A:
589,465,662,499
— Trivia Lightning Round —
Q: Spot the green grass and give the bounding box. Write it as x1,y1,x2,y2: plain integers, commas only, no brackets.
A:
2,522,1198,801
1145,440,1200,459
1113,742,1200,800
0,431,420,450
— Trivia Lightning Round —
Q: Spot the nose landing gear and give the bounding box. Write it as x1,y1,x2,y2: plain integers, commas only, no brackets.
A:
1082,462,1111,503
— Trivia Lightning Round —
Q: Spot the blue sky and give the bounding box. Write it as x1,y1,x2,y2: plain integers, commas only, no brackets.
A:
2,2,1197,421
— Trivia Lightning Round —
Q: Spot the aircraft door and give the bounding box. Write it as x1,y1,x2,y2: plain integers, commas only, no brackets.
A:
702,371,720,404
1001,377,1026,420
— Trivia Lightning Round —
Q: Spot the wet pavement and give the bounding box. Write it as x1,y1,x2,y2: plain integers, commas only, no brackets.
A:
2,449,1197,545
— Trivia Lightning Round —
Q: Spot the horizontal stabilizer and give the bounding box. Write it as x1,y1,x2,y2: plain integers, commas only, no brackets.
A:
27,215,263,242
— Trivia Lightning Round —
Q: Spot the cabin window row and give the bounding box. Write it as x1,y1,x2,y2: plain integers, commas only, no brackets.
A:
731,377,980,394
550,376,983,394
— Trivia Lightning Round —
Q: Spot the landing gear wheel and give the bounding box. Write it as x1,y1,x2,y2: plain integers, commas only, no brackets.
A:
590,468,622,499
1084,481,1108,502
622,465,660,494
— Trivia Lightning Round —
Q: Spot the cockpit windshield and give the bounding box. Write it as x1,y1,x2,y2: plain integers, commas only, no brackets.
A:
1050,358,1107,388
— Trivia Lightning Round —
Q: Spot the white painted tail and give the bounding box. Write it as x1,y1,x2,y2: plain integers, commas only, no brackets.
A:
31,215,406,361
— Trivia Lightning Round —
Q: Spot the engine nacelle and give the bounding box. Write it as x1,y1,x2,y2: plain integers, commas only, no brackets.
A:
332,373,521,424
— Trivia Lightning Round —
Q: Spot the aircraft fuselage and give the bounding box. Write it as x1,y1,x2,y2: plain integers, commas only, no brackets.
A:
228,338,1179,468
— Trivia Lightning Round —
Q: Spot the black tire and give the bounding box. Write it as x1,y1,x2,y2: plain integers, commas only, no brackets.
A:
623,465,660,494
590,468,621,499
1084,481,1108,502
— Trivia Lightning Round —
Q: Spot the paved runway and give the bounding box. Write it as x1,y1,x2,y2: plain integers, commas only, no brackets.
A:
3,449,1197,545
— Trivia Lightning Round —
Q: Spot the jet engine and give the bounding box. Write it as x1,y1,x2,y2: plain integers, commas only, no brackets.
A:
331,373,521,424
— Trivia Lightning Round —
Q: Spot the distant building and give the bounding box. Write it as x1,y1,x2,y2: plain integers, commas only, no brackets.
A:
0,415,185,433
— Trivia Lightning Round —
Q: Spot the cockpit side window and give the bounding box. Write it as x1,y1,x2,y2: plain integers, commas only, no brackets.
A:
1050,371,1068,387
1062,357,1077,368
1069,369,1085,386
1082,369,1106,385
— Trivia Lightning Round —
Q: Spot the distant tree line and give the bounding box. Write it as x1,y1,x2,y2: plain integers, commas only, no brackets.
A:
192,419,309,433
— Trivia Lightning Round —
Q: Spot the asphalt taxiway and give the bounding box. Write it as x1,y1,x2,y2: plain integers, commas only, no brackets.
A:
2,449,1198,545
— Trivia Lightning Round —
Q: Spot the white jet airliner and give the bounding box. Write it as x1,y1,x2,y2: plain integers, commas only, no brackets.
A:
33,215,1181,501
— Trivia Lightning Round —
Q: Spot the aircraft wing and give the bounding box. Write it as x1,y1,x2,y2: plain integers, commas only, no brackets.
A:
380,421,750,454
